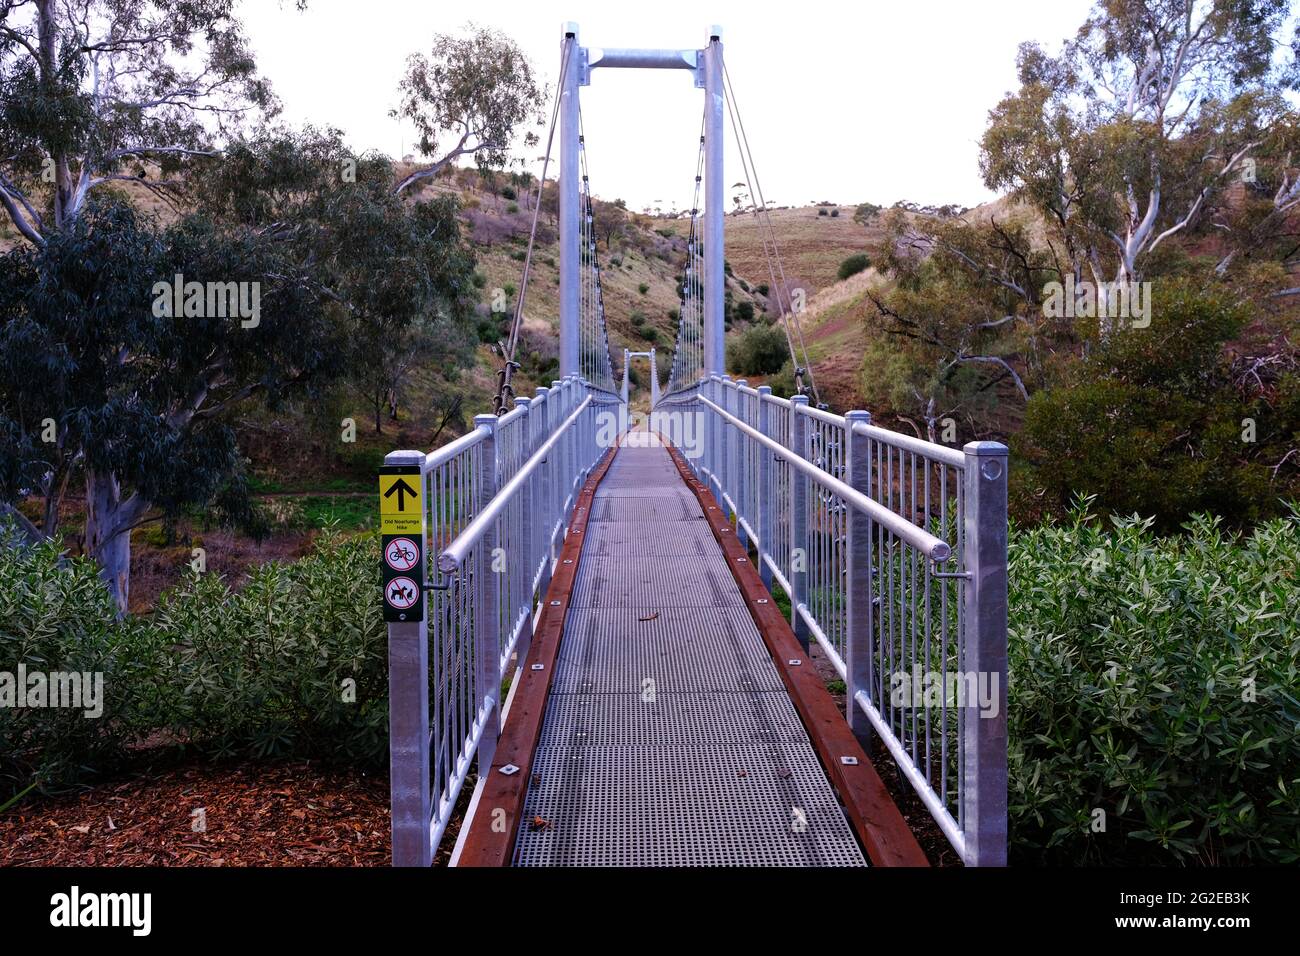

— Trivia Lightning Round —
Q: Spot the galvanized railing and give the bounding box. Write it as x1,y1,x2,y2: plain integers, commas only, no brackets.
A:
657,374,1008,866
385,375,622,866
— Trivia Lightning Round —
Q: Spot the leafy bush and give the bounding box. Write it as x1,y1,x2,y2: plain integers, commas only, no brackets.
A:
1008,503,1300,864
727,323,789,376
145,530,387,765
818,208,828,217
735,301,755,323
837,253,871,280
830,208,840,218
0,533,149,791
0,527,387,794
1013,281,1297,531
638,282,649,295
500,186,517,201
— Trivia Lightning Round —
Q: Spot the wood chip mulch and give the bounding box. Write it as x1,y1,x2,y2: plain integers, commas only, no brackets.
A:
0,760,392,867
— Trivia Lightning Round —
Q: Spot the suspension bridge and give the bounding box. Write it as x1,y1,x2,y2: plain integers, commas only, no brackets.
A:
381,23,1008,868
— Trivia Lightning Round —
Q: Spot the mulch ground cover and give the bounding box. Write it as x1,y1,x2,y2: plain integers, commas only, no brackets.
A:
0,759,392,866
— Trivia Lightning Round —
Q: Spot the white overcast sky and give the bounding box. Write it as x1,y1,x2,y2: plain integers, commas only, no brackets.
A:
241,0,1097,211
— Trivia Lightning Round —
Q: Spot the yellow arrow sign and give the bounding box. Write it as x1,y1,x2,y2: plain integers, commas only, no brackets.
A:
379,474,423,534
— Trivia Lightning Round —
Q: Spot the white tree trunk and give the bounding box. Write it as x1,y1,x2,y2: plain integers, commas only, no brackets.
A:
85,470,144,615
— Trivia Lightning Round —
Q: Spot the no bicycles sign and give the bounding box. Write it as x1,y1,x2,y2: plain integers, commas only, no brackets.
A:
379,464,425,623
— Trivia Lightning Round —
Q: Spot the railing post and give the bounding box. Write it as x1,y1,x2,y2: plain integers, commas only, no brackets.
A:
385,449,431,867
712,374,722,496
961,440,1009,866
789,395,810,649
514,396,535,667
731,378,748,549
756,386,774,591
473,413,501,774
721,374,735,510
843,411,874,752
534,387,553,596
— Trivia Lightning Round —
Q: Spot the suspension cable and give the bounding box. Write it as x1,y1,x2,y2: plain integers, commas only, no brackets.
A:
578,106,617,393
668,107,708,396
494,38,573,415
722,61,821,406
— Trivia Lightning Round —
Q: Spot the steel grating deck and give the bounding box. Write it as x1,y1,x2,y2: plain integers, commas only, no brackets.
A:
514,439,867,866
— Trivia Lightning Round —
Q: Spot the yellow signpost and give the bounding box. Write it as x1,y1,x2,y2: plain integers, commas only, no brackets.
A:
379,473,423,535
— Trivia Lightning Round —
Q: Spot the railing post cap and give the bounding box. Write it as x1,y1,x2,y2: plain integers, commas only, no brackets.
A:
844,409,871,423
384,450,425,466
756,384,772,395
963,441,1009,457
535,385,549,396
735,378,748,387
790,394,810,406
473,413,498,430
515,396,532,409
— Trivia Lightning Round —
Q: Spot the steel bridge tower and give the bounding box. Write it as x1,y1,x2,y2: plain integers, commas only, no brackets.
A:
558,23,726,379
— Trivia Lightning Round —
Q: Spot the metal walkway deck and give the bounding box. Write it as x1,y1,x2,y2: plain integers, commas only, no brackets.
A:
512,439,867,866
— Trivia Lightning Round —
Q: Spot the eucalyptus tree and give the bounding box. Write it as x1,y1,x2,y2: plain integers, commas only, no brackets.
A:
391,23,546,195
0,0,288,244
0,199,341,613
979,0,1300,310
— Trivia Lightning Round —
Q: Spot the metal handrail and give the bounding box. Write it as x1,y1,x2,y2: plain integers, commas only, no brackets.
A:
424,424,490,472
437,396,594,572
698,394,952,562
850,420,966,468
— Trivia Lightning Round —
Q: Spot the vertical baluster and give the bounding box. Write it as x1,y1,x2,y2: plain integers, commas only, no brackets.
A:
789,395,810,649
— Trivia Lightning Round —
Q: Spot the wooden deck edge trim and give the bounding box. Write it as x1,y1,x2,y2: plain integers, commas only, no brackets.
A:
663,442,930,868
455,446,618,867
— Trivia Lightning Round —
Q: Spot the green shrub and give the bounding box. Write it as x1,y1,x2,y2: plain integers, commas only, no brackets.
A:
830,208,840,217
0,533,148,792
1013,281,1296,531
818,208,829,217
476,311,507,344
735,301,755,323
500,186,517,201
0,526,388,795
146,531,387,765
638,282,649,295
1007,503,1300,864
837,253,871,281
507,202,519,215
727,323,789,376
